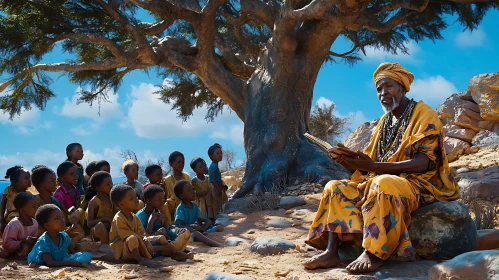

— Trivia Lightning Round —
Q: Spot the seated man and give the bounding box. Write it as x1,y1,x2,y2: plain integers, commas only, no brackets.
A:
303,62,459,273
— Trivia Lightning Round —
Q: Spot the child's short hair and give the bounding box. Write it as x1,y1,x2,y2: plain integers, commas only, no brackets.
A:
168,151,184,164
173,180,190,199
31,166,55,187
110,184,133,206
190,157,205,171
85,161,98,176
208,143,222,161
35,204,61,228
145,164,162,177
143,184,164,202
89,171,111,191
5,165,26,181
13,192,36,210
95,160,110,171
122,159,138,173
57,161,76,177
66,143,82,160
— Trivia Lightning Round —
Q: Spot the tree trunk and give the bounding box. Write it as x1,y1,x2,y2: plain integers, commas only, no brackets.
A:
232,44,350,198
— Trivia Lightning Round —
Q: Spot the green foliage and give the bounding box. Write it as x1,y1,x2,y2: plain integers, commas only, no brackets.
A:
308,102,351,144
0,0,497,120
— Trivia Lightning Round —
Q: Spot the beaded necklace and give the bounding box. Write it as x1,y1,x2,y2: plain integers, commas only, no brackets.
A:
377,99,416,162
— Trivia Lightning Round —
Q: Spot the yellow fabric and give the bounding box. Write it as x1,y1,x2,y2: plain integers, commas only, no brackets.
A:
210,182,228,218
373,62,415,92
161,202,173,226
86,195,117,222
306,101,459,260
110,211,153,260
163,173,191,220
192,177,213,219
171,230,191,252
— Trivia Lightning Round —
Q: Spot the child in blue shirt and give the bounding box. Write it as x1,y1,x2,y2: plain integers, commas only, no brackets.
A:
27,204,92,267
174,180,223,247
136,185,191,254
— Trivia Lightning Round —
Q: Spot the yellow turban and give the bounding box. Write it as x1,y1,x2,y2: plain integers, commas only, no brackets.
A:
373,62,414,92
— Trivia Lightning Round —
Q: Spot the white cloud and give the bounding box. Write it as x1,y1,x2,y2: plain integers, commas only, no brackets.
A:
71,123,100,136
364,41,422,64
60,88,124,122
455,29,486,48
316,97,335,107
0,107,51,134
409,75,458,107
126,82,244,145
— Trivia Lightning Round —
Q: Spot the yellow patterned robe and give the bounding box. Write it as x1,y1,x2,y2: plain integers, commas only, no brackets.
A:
192,176,214,219
306,101,459,260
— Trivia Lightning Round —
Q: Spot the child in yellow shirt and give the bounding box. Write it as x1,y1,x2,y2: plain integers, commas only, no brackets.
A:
163,152,191,220
190,157,213,220
0,166,31,233
86,171,116,247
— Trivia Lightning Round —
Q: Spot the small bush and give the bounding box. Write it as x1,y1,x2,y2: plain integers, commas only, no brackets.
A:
471,200,498,230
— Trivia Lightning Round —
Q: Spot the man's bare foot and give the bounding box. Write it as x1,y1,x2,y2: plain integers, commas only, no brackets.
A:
303,251,341,270
346,250,383,273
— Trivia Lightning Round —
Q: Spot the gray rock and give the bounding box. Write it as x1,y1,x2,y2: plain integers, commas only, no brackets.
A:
250,237,295,255
458,166,499,202
202,272,255,280
456,167,471,174
409,201,477,260
445,125,476,143
472,130,499,147
477,229,499,250
428,250,499,280
280,196,306,210
339,201,477,261
225,237,251,247
375,260,438,280
267,219,292,228
223,198,250,214
443,137,470,162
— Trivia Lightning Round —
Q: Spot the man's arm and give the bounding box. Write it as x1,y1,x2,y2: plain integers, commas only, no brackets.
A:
341,152,430,175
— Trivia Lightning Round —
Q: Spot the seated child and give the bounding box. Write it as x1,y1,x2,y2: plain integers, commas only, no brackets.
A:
27,204,92,267
163,152,191,221
0,166,31,233
83,161,97,192
86,171,116,246
0,192,38,259
82,160,112,210
123,159,144,200
109,184,190,265
190,157,214,220
136,185,191,253
53,162,85,249
208,144,228,217
143,164,163,190
31,165,60,207
174,180,223,247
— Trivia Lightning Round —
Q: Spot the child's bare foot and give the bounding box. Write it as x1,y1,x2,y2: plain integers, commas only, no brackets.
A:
171,251,190,261
138,258,155,267
346,250,383,273
303,250,341,270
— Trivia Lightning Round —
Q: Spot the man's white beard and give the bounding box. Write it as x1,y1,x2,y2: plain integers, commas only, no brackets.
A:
381,96,399,113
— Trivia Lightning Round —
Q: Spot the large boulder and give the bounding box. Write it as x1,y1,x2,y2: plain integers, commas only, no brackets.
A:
478,120,499,133
437,93,482,131
338,201,477,261
444,125,476,143
428,250,499,280
249,237,295,255
409,201,477,260
344,119,379,152
457,166,499,202
469,73,499,121
472,130,499,147
443,137,470,162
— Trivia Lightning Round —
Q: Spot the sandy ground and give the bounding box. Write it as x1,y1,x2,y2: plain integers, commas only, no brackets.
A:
1,192,497,280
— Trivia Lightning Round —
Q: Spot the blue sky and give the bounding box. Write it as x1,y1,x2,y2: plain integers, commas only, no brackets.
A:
1,10,498,189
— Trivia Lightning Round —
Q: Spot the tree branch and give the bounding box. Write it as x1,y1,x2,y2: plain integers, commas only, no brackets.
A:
0,58,124,93
363,9,412,33
221,11,261,57
197,0,227,58
329,44,359,58
215,35,255,79
370,0,430,14
283,0,337,21
53,33,127,60
241,0,277,28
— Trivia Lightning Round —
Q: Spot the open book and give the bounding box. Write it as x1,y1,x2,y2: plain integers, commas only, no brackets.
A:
304,133,359,159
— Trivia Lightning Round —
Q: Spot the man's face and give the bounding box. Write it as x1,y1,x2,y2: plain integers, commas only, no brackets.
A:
376,78,405,113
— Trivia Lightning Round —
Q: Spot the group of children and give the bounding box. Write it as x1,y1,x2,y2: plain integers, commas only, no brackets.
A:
0,142,229,267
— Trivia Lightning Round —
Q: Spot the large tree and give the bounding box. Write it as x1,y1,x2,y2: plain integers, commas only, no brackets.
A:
0,0,497,198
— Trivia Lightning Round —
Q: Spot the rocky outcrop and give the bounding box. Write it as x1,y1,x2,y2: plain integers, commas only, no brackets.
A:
472,130,499,147
457,166,499,202
344,119,379,152
469,73,499,121
249,237,295,255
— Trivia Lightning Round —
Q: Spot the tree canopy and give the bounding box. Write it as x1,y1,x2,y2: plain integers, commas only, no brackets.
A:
1,0,497,121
